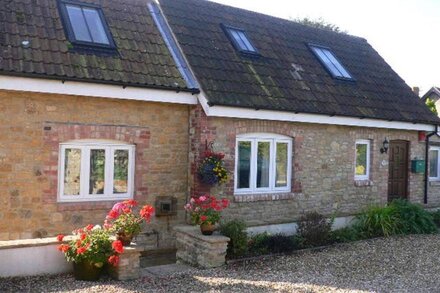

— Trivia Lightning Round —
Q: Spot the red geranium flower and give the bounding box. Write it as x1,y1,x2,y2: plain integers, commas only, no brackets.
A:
76,246,87,254
221,199,229,208
200,215,208,222
112,240,124,254
123,207,131,214
140,205,154,222
56,234,65,242
107,210,119,219
108,255,120,266
85,224,94,231
80,233,87,241
57,244,70,252
123,199,137,207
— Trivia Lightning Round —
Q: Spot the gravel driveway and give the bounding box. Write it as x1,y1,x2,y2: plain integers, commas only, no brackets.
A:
2,234,440,293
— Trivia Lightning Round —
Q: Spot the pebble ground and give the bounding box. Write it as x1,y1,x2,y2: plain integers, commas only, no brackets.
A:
2,234,440,293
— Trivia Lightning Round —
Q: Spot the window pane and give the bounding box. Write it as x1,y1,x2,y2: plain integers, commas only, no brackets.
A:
430,150,439,178
66,5,92,42
322,49,351,78
83,8,109,44
257,141,270,188
89,149,105,194
230,30,247,51
313,47,341,77
64,148,81,195
237,31,255,52
355,143,368,176
237,141,251,188
276,142,288,187
114,150,129,193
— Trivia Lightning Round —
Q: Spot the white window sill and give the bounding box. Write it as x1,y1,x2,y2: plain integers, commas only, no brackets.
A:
429,180,440,187
58,195,132,203
354,180,373,187
234,192,296,202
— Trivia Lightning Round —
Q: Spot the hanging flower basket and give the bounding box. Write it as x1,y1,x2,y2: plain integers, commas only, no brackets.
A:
198,150,228,186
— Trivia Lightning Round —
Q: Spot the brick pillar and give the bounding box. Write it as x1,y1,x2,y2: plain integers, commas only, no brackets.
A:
109,244,141,280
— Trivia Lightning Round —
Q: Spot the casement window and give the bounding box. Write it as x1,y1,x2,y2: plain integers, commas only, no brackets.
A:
429,146,440,181
355,139,370,180
235,133,292,194
58,0,116,49
221,24,258,54
309,44,353,80
58,141,135,202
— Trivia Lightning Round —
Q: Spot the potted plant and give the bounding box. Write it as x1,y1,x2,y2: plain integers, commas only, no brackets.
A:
184,194,230,235
104,200,155,246
56,225,123,281
198,150,228,186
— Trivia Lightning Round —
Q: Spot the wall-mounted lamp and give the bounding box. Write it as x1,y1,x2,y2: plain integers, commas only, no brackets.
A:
380,138,389,154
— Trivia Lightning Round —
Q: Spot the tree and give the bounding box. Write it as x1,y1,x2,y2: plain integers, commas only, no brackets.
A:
293,17,347,34
425,98,438,115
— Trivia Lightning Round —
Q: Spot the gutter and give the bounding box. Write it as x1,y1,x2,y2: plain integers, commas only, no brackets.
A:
424,125,439,204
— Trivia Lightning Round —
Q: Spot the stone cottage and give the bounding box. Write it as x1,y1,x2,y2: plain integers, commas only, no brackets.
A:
1,0,440,252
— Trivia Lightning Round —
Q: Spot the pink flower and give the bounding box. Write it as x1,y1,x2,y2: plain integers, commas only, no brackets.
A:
184,203,192,211
199,196,207,202
112,202,126,213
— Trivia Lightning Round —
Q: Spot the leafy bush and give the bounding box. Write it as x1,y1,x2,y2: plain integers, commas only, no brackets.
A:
296,212,332,247
430,210,440,227
248,232,270,255
219,220,248,258
248,233,297,255
330,227,361,243
354,204,401,238
392,199,437,234
355,200,437,238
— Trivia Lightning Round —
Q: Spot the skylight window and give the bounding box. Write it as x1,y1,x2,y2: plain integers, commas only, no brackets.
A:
309,45,353,80
222,25,258,54
59,1,115,49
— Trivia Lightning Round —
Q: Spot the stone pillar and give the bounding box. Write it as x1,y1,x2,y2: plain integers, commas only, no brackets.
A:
174,225,230,269
109,244,141,280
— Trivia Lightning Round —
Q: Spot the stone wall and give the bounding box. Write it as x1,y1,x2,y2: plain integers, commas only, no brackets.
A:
174,225,229,268
189,105,440,227
0,89,190,245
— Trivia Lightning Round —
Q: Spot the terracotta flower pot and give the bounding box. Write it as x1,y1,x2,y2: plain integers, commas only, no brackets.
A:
73,261,103,281
116,231,134,246
200,222,215,235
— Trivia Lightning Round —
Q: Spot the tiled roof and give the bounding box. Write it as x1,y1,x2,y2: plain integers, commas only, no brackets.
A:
160,0,440,124
0,0,195,92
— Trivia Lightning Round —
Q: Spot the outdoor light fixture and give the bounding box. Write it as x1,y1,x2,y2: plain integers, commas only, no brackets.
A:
380,138,389,154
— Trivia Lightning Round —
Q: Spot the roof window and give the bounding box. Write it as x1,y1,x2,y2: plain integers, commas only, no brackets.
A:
59,1,116,49
222,25,258,54
309,45,353,80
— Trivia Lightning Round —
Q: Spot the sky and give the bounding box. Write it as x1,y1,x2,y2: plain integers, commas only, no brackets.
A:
211,0,440,96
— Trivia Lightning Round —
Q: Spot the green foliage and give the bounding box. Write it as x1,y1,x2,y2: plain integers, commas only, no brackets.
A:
110,212,142,236
293,17,347,33
219,220,248,258
392,199,437,234
355,200,437,238
297,212,333,247
425,98,438,115
330,227,362,243
248,232,297,255
430,210,440,227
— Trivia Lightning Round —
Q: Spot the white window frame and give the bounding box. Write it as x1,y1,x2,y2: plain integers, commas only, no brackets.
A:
354,139,371,181
58,140,135,202
429,146,440,181
234,133,292,195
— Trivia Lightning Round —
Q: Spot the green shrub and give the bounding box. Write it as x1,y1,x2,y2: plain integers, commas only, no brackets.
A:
219,220,248,258
430,210,440,227
248,233,297,255
355,199,437,238
248,232,270,255
297,211,332,247
354,204,401,238
330,227,361,243
392,199,437,234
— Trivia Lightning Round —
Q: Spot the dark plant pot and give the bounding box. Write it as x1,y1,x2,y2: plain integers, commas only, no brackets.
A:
200,222,215,235
73,261,103,281
116,232,134,246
